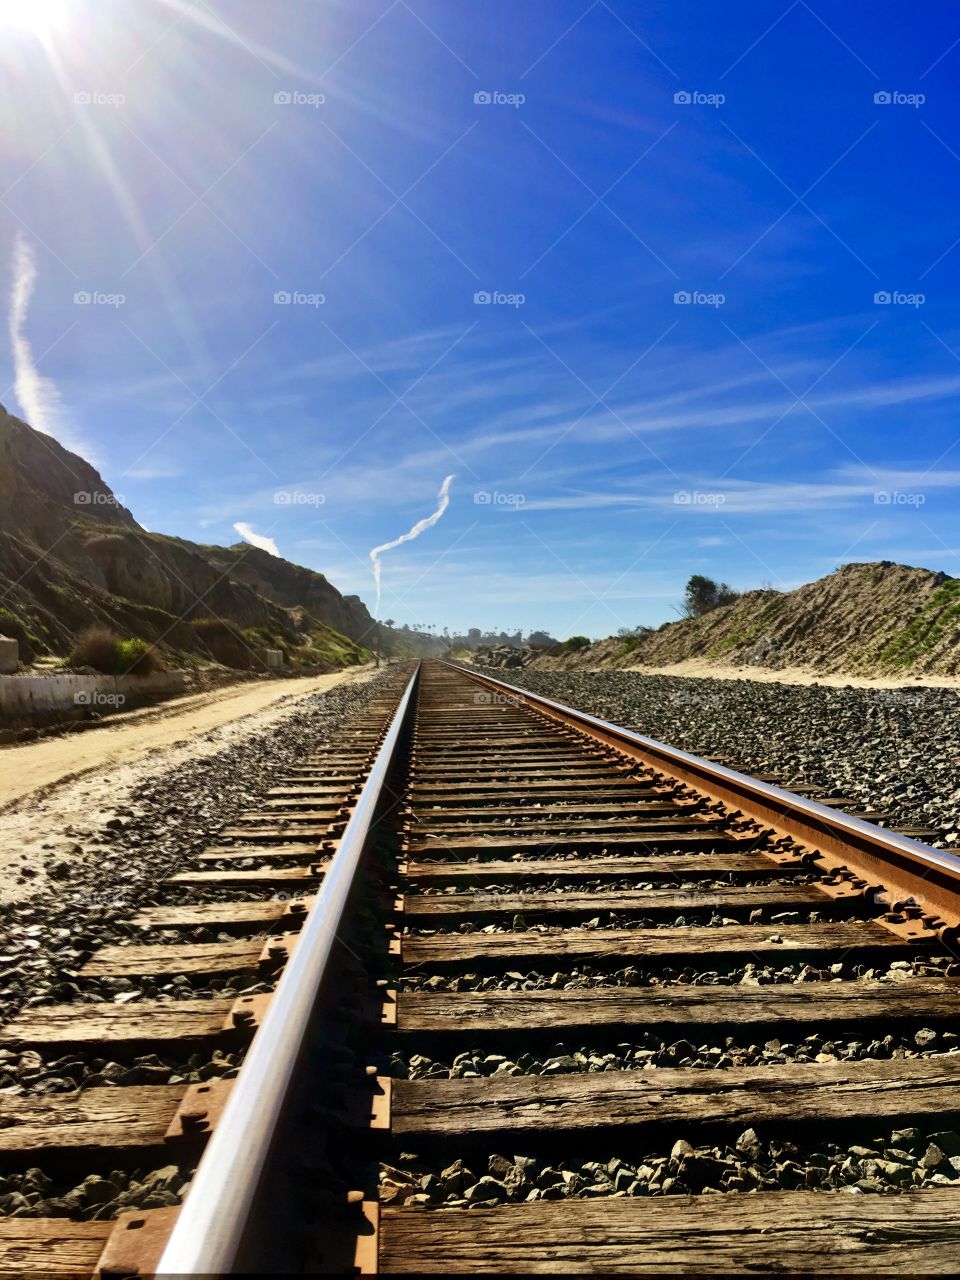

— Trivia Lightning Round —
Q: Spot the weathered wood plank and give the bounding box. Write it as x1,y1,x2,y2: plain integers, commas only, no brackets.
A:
392,1056,960,1136
402,885,835,919
0,1084,194,1153
410,779,656,796
403,854,801,883
405,832,741,856
410,818,719,840
402,922,907,967
409,787,676,807
410,802,695,821
197,846,325,863
379,1190,960,1274
401,829,747,860
0,999,235,1047
218,826,333,841
0,1219,112,1275
82,938,269,977
129,899,313,929
200,843,320,859
398,978,960,1034
171,866,321,884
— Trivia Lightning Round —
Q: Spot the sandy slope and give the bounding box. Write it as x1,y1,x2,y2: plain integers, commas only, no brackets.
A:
0,665,379,903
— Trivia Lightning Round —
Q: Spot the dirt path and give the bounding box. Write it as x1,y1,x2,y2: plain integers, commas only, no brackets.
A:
0,664,379,902
0,666,377,813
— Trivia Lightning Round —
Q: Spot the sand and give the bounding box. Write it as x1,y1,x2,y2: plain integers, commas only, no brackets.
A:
626,658,960,690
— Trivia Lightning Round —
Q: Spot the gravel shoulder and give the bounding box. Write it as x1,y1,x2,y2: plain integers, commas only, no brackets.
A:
0,663,379,903
492,667,960,849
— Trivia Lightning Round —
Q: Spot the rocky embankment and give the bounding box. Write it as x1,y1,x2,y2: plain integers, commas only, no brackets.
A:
491,668,960,847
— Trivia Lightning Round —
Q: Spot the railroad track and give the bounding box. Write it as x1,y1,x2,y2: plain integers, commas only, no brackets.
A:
6,659,960,1275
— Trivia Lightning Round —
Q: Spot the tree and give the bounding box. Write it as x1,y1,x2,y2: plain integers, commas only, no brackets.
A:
681,574,739,619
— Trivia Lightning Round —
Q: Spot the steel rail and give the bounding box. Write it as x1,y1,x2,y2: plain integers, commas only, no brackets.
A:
156,665,420,1277
445,661,960,925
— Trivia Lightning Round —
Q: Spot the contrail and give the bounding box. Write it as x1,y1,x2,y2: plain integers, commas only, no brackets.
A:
234,521,281,557
9,235,80,451
369,474,454,617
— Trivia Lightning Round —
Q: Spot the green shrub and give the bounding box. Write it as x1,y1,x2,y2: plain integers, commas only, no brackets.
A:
70,626,123,672
70,626,160,675
116,637,160,675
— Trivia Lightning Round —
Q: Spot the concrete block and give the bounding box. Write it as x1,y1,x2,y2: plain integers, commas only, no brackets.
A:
264,649,284,671
0,637,18,674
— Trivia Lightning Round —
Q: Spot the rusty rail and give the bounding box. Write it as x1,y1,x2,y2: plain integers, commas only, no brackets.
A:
445,661,960,939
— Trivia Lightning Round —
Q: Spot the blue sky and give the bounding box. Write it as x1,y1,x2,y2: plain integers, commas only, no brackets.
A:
4,0,960,638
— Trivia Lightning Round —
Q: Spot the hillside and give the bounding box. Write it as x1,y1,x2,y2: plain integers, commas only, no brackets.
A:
0,406,429,670
526,562,960,678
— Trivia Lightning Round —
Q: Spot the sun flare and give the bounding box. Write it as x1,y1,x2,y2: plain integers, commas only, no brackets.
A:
0,0,71,39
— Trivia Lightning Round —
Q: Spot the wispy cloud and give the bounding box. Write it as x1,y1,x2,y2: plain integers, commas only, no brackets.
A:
369,474,454,617
8,235,86,455
233,521,281,557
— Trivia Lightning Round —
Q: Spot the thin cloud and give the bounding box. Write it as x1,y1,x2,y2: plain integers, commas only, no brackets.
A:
233,521,281,557
9,234,86,454
369,474,454,616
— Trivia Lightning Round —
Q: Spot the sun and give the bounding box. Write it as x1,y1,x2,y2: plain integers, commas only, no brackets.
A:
0,0,71,39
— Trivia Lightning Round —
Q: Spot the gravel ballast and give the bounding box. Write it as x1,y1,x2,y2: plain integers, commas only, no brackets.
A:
0,671,394,1029
480,670,960,845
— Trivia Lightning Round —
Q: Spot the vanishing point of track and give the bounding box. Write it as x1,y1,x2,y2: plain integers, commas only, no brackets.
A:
5,659,960,1275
